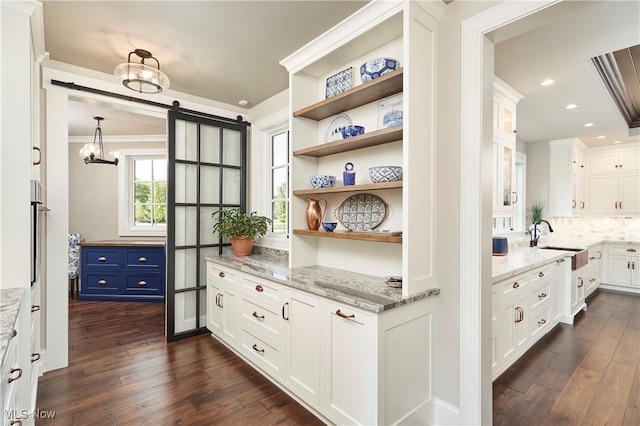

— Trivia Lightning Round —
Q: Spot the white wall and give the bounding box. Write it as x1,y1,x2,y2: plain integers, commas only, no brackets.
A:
525,141,550,213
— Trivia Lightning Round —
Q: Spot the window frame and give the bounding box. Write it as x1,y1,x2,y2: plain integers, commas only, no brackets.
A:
118,148,168,237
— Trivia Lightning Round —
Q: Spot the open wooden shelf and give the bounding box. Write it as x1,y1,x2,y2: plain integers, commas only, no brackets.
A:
293,68,403,121
293,126,402,158
293,229,402,243
293,181,402,196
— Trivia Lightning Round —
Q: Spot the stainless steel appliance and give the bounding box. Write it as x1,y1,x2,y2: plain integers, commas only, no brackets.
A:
30,180,44,285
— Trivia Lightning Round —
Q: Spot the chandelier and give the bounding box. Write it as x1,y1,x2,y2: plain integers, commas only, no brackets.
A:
79,116,119,166
114,49,170,94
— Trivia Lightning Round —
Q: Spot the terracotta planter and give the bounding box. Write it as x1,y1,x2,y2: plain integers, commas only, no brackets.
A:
230,237,254,256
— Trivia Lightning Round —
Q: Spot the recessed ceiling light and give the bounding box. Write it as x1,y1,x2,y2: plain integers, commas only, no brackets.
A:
238,100,249,106
565,104,578,109
584,123,594,127
613,140,621,144
540,79,555,86
597,135,606,139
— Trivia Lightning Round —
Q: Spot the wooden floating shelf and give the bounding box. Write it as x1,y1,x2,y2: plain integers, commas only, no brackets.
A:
293,126,402,158
293,181,402,195
293,68,404,121
293,229,402,243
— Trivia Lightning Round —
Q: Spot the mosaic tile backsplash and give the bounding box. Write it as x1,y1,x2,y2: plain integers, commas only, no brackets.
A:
548,217,640,241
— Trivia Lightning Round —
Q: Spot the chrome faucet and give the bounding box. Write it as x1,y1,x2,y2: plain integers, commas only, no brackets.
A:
529,219,554,247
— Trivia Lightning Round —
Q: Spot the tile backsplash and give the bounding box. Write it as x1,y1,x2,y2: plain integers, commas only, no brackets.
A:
548,217,640,241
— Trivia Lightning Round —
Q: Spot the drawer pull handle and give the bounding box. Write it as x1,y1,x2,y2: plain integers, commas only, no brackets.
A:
538,293,547,299
515,307,524,323
578,277,584,288
628,248,637,253
597,251,602,259
336,309,355,319
215,293,223,308
98,279,107,285
628,261,631,269
255,285,264,292
512,282,520,289
98,256,107,262
31,353,40,363
589,256,595,260
252,311,265,320
11,329,17,338
31,305,40,312
538,271,544,278
556,258,566,263
138,281,147,286
32,146,41,165
8,368,22,383
138,257,147,262
538,318,547,326
282,302,289,321
219,271,225,278
590,278,596,282
10,420,22,425
252,344,264,353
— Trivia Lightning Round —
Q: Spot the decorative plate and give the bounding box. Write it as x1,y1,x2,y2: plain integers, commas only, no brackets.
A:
325,67,353,99
334,193,388,232
325,114,352,143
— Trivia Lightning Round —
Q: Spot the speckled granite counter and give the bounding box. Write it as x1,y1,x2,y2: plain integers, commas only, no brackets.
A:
0,288,25,366
205,253,439,313
493,237,640,283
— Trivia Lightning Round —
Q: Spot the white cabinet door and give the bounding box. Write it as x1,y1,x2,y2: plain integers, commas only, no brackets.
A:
206,263,240,347
207,282,224,334
552,259,568,324
620,173,640,214
284,289,321,407
608,255,633,286
322,301,375,426
589,174,618,214
621,150,640,172
498,291,528,367
631,257,640,287
590,151,619,173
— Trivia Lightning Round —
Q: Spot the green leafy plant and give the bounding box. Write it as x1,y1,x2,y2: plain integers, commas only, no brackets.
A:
529,201,544,225
211,208,271,240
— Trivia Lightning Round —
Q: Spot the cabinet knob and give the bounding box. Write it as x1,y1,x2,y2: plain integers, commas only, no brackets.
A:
590,278,596,282
512,282,520,289
252,343,265,353
98,256,107,262
31,353,41,363
255,285,264,292
538,318,547,326
219,271,225,278
11,329,17,338
252,311,265,320
98,279,107,285
138,281,147,286
8,368,22,383
31,305,40,312
556,258,566,263
538,293,547,299
336,309,355,319
538,271,544,278
138,257,147,263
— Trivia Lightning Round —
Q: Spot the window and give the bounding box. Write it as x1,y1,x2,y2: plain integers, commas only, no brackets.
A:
118,149,167,236
271,130,289,234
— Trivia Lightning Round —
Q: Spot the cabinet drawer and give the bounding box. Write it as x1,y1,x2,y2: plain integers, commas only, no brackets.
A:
608,245,639,256
207,263,239,285
84,249,121,267
499,273,528,298
529,281,551,311
242,276,283,305
529,265,552,287
83,272,121,293
241,328,284,380
241,297,284,343
530,306,551,340
125,248,163,268
124,273,164,295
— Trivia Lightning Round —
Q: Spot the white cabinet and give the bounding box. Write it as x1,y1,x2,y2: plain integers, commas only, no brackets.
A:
604,244,640,289
589,145,640,215
493,77,523,217
549,138,588,216
284,289,321,407
322,301,375,425
206,263,240,347
568,269,586,319
584,245,602,298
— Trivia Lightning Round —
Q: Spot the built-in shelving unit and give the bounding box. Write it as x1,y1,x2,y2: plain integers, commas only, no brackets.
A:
293,69,403,120
292,126,402,157
292,181,401,196
292,229,402,243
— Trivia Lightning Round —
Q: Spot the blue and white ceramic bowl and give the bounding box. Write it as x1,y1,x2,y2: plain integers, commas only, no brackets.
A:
310,175,336,188
368,166,403,183
322,222,337,232
360,58,400,83
340,125,365,139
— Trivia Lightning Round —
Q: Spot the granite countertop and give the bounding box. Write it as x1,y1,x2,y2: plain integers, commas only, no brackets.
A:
0,288,25,365
205,253,439,313
493,237,640,283
80,239,166,247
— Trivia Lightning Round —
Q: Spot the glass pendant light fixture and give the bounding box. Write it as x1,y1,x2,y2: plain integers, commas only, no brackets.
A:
114,49,170,94
79,116,119,165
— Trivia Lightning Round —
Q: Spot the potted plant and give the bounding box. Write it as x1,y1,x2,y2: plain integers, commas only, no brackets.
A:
529,201,544,226
211,208,271,256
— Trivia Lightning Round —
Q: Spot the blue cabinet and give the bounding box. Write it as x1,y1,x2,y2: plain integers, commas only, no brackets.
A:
80,243,165,302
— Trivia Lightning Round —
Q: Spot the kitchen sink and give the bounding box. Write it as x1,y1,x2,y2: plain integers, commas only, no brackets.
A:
538,246,588,270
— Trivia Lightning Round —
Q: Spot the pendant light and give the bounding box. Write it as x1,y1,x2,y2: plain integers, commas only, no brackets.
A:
79,116,119,165
114,49,170,94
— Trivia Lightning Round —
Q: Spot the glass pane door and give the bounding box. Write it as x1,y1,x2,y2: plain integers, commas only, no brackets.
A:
167,110,246,341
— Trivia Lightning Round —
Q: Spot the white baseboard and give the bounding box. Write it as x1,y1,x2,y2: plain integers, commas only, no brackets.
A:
599,284,640,295
433,397,460,425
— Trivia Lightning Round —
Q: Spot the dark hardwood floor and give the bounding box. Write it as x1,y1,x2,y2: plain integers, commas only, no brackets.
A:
494,289,640,425
36,300,323,425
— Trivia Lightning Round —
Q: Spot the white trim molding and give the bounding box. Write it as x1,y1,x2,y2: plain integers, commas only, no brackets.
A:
459,1,559,424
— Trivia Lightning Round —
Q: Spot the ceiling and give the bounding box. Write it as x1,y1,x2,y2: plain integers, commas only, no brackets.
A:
44,1,640,147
